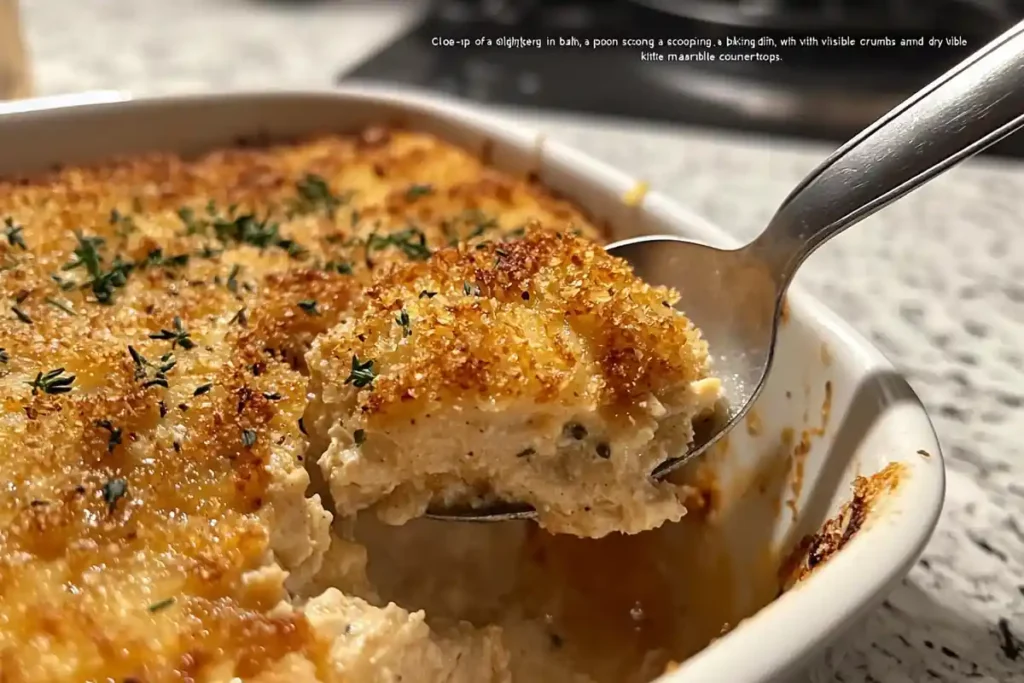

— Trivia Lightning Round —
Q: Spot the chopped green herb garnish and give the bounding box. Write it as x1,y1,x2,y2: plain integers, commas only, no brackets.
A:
351,209,361,227
226,264,241,294
197,245,223,259
229,307,247,326
128,346,147,380
395,309,412,337
95,419,123,453
149,316,195,350
419,290,437,299
94,261,133,304
298,299,320,316
63,231,133,305
516,447,536,458
102,477,128,511
344,355,377,389
444,211,498,245
44,297,76,316
3,217,25,250
505,226,527,240
280,239,309,260
193,383,212,396
50,273,75,291
129,346,175,389
177,206,208,235
11,306,31,324
143,376,169,389
109,209,137,237
405,184,434,200
63,231,103,274
148,597,175,613
290,174,345,217
241,429,257,447
463,281,481,296
143,248,190,269
213,210,284,250
465,217,498,240
367,227,431,261
354,429,366,445
324,260,353,275
263,391,281,401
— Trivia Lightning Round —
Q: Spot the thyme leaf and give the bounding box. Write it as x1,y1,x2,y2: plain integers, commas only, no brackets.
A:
405,184,434,201
148,316,195,350
298,299,320,316
11,305,31,324
3,217,25,250
27,368,75,395
102,477,128,512
395,309,412,337
290,174,345,217
148,597,175,613
95,419,123,453
344,355,376,389
367,227,431,261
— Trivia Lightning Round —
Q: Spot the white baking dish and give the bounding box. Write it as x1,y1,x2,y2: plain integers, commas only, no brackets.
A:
0,87,944,682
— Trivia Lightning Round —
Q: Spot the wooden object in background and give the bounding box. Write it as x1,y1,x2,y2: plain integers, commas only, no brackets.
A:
0,0,31,99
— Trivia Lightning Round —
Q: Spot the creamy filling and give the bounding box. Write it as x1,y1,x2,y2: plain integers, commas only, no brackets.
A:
312,379,720,538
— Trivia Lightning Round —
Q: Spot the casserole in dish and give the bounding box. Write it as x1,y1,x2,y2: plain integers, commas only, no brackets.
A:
0,88,943,683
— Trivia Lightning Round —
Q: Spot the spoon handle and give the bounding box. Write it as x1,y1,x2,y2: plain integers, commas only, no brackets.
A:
748,21,1024,286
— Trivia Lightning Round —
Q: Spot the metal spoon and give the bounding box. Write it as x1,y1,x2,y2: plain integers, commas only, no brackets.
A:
428,20,1024,522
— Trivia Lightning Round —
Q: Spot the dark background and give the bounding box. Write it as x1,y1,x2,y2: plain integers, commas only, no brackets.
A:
340,0,1024,157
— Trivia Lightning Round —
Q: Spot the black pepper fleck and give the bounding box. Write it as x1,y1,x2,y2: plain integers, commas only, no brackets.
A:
565,422,587,440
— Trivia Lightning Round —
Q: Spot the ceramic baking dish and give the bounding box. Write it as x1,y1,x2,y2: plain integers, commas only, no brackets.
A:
0,87,944,682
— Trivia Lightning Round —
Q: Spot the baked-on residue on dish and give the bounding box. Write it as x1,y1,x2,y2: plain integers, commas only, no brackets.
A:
0,126,716,681
307,230,719,536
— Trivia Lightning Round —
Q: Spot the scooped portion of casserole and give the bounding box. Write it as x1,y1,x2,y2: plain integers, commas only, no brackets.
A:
0,122,718,683
306,229,720,537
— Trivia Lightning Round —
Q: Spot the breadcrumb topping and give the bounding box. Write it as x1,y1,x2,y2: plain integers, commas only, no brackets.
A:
306,229,716,535
0,127,602,680
312,229,709,422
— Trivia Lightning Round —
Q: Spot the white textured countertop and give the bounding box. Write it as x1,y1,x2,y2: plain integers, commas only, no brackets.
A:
16,0,1024,680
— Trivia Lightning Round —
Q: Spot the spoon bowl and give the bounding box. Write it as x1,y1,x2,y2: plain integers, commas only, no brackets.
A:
427,19,1024,521
605,236,778,479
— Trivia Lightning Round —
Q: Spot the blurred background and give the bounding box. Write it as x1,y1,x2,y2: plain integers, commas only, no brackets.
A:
6,0,1024,156
339,0,1024,156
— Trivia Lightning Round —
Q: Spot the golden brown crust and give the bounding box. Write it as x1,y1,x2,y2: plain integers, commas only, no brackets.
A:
0,128,604,680
779,461,904,589
311,229,709,424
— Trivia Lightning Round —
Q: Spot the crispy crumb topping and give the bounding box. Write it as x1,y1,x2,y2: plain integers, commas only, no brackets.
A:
311,229,710,423
0,127,602,680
